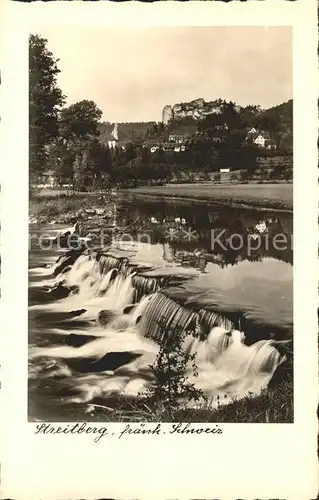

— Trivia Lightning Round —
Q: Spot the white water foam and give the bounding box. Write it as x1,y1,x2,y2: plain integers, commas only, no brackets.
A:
29,252,286,409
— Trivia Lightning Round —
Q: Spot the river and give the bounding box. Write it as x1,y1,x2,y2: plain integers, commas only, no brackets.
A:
28,197,293,421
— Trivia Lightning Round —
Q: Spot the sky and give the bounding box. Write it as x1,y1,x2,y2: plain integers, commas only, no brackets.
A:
33,26,292,123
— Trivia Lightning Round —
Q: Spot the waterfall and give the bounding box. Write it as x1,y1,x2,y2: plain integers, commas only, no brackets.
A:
104,273,135,310
64,255,96,290
29,249,288,410
198,308,234,334
130,294,155,324
222,339,285,377
131,275,163,303
98,254,122,275
95,268,118,296
138,292,197,342
185,326,242,364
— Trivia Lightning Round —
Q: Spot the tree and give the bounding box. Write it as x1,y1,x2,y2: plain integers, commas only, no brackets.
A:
150,147,165,164
59,100,103,142
239,144,259,176
257,111,281,133
271,163,283,180
230,172,238,182
144,319,206,417
278,132,293,155
55,100,105,190
240,170,249,182
71,138,111,191
124,142,140,163
283,167,293,181
239,104,262,128
197,113,223,133
29,34,65,179
221,101,241,130
48,139,75,186
73,146,95,191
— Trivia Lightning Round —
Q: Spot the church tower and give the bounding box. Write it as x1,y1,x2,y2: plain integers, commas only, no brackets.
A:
112,123,118,141
108,123,119,149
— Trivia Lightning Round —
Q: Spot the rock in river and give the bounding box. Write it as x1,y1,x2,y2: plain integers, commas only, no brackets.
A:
97,310,117,327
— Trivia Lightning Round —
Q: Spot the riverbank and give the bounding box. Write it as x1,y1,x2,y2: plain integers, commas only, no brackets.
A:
28,191,293,424
29,192,115,223
29,184,293,220
124,183,293,212
29,374,293,423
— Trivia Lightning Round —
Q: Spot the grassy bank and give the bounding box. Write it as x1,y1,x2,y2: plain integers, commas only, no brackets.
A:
94,378,293,423
124,183,293,212
30,184,293,216
29,191,114,222
29,375,293,424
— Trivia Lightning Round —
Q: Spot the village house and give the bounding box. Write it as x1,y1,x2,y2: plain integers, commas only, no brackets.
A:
145,141,186,153
168,134,188,144
246,128,277,150
36,170,57,188
173,144,186,152
144,135,187,153
163,142,185,152
36,168,77,189
245,127,258,137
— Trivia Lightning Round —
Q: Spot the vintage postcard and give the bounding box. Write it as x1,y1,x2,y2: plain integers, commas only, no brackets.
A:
1,0,318,498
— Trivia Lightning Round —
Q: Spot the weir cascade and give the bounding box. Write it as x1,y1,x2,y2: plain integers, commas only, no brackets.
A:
29,249,289,412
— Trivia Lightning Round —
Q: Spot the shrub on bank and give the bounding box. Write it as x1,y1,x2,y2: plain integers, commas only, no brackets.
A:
32,374,292,423
142,320,206,417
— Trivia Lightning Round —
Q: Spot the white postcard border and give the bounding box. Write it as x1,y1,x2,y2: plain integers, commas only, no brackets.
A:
1,1,318,498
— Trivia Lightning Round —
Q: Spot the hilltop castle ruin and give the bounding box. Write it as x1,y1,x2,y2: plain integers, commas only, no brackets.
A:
162,98,229,124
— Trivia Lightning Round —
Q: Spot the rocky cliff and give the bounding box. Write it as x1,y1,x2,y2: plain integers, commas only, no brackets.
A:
162,98,226,124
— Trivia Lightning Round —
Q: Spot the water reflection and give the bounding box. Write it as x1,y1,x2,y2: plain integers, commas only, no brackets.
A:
29,198,293,337
28,199,293,419
115,200,293,271
163,243,208,273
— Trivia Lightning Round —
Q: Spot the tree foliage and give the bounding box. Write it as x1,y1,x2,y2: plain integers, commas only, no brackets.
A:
59,100,103,142
144,319,206,415
29,34,65,177
29,34,292,188
48,101,106,189
47,139,74,185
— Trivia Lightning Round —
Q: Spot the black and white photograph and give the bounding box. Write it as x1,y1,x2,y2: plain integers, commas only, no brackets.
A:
27,25,295,424
1,0,318,497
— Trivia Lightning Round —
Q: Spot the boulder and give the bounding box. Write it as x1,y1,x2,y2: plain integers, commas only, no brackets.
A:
53,249,84,277
61,265,72,275
68,309,87,318
29,287,53,306
66,333,97,348
53,256,75,277
58,232,84,250
123,304,136,315
48,283,71,300
97,309,117,327
66,351,141,373
65,248,85,259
